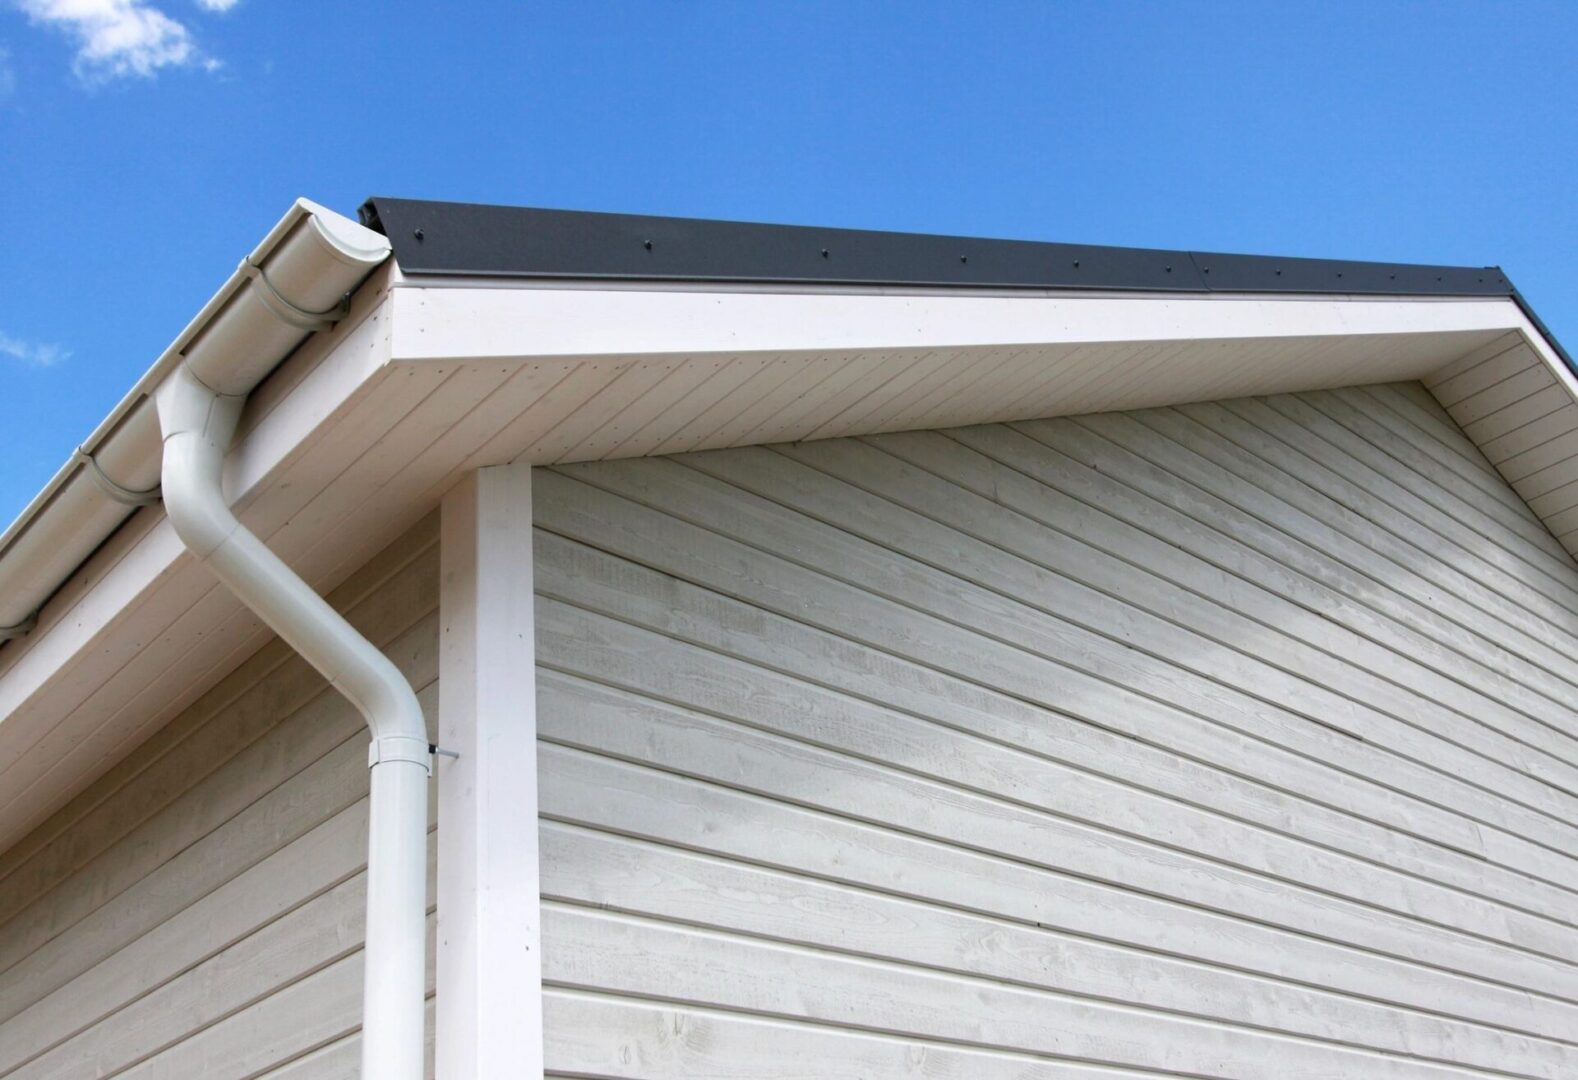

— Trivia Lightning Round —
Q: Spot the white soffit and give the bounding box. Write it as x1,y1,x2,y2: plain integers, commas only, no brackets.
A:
1428,325,1578,557
386,286,1519,461
0,277,1556,853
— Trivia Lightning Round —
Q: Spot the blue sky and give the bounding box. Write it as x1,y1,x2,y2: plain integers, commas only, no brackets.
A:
1,1,1574,525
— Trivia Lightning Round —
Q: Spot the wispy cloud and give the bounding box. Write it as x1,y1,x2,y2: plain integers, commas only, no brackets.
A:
193,0,237,11
0,330,69,368
15,0,218,81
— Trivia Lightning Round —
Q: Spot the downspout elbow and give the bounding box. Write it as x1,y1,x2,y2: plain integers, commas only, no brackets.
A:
155,364,430,755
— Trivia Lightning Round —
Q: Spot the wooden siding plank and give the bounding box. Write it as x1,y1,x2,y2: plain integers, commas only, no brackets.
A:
934,420,1578,885
690,439,1578,820
0,729,364,1024
0,801,370,1075
541,990,1165,1080
252,998,435,1080
108,918,435,1080
539,594,1578,936
534,659,1578,1002
1309,387,1566,561
540,744,1578,1042
534,389,1578,1073
536,587,1568,924
1136,399,1578,660
1038,408,1578,705
0,520,438,1077
854,424,1578,794
0,632,436,1004
542,903,1523,1079
541,823,1575,1077
0,533,438,928
11,859,376,1080
743,436,1578,901
1245,394,1578,614
534,493,1459,862
534,469,1578,877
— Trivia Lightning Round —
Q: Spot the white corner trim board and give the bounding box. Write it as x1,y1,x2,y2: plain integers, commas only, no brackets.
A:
438,464,544,1079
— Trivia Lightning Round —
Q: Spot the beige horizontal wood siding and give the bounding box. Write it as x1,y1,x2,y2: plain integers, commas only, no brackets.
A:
0,517,439,1080
533,382,1578,1079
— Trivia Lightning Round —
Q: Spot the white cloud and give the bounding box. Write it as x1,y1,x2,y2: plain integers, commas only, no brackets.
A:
0,330,69,368
16,0,211,81
194,0,237,11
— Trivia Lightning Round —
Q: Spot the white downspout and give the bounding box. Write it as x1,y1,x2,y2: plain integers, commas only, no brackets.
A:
156,363,430,1079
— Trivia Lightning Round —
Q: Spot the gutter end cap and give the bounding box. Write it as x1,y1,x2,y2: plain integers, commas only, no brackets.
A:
296,198,393,270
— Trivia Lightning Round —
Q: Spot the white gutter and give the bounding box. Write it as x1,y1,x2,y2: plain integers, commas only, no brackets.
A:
4,200,428,1078
0,199,384,637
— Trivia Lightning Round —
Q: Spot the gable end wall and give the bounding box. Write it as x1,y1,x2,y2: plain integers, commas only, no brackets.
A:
533,380,1578,1078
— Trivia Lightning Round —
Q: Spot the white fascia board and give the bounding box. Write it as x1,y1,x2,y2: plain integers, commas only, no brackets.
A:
387,282,1528,364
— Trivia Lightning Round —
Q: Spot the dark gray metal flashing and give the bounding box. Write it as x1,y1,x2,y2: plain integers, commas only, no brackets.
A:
361,197,1511,295
358,196,1566,366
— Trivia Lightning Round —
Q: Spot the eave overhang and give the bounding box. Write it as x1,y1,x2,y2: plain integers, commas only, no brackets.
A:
0,196,1573,855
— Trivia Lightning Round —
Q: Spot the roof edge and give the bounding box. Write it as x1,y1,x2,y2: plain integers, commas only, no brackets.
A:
360,196,1572,383
360,197,1513,299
